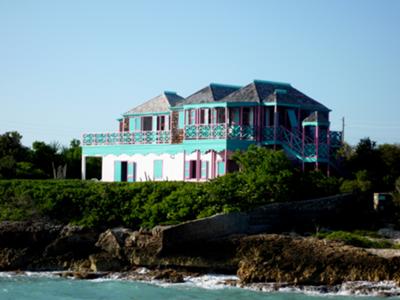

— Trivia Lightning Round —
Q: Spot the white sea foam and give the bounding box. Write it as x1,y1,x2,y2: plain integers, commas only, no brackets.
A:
2,271,400,297
245,280,400,297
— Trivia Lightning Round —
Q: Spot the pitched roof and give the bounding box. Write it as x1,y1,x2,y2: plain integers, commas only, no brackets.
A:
303,111,330,124
124,91,184,115
182,83,241,105
222,80,330,111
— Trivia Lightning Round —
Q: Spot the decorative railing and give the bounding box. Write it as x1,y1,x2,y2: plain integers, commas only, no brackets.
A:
184,124,255,140
82,131,171,146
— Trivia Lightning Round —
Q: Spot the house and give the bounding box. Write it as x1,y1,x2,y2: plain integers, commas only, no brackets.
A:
81,80,342,182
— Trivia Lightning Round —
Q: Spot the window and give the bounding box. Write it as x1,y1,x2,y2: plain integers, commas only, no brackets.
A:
216,108,225,124
157,116,166,131
142,116,153,131
229,108,240,125
114,161,128,182
242,107,251,126
199,109,211,125
185,160,198,179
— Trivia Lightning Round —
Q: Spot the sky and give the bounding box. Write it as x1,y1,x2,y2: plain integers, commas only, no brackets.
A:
0,0,399,147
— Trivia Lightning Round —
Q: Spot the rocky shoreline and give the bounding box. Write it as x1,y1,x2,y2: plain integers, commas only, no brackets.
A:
2,220,400,289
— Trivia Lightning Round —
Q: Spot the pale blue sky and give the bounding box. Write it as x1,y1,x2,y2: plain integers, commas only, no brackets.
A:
0,0,399,147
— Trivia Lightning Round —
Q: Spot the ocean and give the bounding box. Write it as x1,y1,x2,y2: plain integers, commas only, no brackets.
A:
1,272,399,300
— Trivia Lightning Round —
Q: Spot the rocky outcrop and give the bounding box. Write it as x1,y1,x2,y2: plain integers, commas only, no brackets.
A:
1,220,400,286
237,235,400,285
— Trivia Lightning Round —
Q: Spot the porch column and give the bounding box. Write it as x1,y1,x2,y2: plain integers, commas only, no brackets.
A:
81,155,86,180
211,150,216,179
183,150,186,181
273,104,278,149
196,150,201,181
225,106,229,139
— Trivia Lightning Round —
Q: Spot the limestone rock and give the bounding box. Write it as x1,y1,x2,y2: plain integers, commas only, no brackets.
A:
95,228,132,259
89,252,125,272
44,225,100,257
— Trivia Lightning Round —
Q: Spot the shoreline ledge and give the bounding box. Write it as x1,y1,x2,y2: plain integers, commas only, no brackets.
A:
1,220,400,287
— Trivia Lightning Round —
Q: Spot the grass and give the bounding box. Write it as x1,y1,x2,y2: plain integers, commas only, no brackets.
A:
316,230,394,249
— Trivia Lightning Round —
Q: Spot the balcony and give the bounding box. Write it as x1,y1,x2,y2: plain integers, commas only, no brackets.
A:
184,124,256,140
82,131,171,146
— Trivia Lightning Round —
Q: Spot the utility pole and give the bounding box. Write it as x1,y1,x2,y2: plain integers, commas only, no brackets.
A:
341,117,345,143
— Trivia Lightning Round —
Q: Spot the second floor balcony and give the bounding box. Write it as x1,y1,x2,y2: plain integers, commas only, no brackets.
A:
82,131,171,146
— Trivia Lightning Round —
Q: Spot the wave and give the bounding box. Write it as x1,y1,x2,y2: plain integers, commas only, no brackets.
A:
2,271,400,297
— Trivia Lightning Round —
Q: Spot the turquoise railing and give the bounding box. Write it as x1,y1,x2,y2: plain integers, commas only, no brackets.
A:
82,131,171,145
184,124,255,140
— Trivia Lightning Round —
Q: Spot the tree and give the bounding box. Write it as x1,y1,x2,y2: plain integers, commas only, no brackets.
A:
0,132,30,179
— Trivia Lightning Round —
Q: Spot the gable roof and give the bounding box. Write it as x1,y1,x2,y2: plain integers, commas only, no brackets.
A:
303,111,330,124
124,91,184,115
182,83,241,105
222,80,330,111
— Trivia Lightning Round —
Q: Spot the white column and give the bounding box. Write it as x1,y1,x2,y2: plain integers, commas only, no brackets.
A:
81,155,86,180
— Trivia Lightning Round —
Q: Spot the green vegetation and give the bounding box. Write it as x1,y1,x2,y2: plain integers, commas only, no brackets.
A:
1,130,400,229
0,145,341,228
0,131,100,180
316,230,394,249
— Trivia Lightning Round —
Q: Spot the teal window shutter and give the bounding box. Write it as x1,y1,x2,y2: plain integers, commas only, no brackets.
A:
212,109,217,124
165,115,169,130
217,161,225,176
233,109,240,124
153,116,157,131
288,109,298,128
190,110,196,125
114,161,122,182
127,162,136,182
153,160,163,179
129,118,135,131
184,161,190,179
135,118,141,131
201,161,208,179
178,111,184,129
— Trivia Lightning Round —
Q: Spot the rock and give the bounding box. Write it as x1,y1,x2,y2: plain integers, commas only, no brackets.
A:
96,228,132,259
0,221,62,249
44,225,100,257
237,234,400,285
0,248,30,270
153,269,184,283
89,252,125,272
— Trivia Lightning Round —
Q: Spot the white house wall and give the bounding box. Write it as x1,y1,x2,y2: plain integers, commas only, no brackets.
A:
101,151,224,182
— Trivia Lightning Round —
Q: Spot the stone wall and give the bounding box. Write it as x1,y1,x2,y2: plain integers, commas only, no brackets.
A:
159,193,370,252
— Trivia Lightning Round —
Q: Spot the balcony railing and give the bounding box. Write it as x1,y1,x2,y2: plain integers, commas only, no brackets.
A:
82,131,171,146
184,124,256,140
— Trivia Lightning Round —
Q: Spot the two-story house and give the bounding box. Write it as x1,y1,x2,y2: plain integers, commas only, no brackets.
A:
81,80,342,181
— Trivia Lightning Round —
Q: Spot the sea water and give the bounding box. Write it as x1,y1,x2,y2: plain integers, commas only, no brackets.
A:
0,272,399,300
